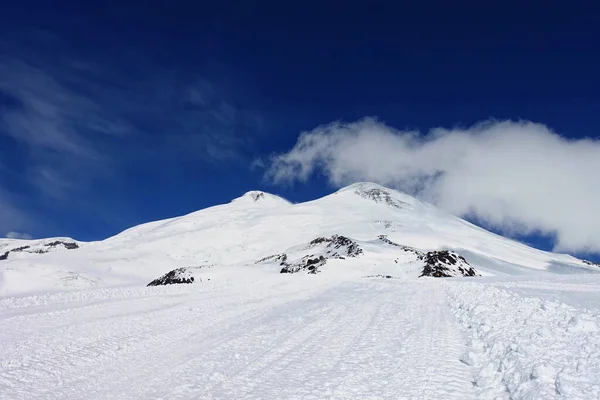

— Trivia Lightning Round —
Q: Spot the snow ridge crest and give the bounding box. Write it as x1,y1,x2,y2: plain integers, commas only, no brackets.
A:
233,190,291,206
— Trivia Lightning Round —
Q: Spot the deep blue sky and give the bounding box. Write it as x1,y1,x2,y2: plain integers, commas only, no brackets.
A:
0,2,598,258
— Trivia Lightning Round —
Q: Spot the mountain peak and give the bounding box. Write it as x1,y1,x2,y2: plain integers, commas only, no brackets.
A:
233,190,292,206
337,182,389,192
336,182,419,208
244,191,269,202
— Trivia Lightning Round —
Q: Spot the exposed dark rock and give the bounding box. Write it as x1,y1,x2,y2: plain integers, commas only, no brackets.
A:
308,235,363,258
1,245,35,260
364,274,397,279
256,253,287,265
259,235,363,275
45,241,79,250
355,187,407,209
583,260,600,267
11,246,31,252
280,255,326,274
419,250,479,278
377,235,423,256
378,236,479,277
147,267,203,286
250,192,265,202
375,220,394,229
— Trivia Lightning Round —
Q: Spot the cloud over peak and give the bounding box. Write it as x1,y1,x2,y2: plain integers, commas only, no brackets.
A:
266,118,600,254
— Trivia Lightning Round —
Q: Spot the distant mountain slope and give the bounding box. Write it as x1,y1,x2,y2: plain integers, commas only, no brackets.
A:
1,183,597,296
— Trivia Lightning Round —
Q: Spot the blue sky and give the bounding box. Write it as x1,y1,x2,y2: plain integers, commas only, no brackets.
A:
1,2,599,260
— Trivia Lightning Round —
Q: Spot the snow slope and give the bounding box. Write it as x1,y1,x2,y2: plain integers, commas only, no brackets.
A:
2,273,600,399
448,278,600,399
2,182,600,399
0,182,596,296
0,276,477,399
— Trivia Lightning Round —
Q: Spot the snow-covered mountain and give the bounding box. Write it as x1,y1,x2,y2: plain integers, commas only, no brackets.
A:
0,182,597,296
3,182,600,399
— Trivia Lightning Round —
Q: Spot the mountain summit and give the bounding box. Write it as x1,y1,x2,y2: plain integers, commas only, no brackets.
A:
0,182,597,295
231,190,291,207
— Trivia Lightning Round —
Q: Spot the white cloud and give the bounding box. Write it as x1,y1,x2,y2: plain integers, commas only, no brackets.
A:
266,118,600,254
5,231,33,240
0,57,130,154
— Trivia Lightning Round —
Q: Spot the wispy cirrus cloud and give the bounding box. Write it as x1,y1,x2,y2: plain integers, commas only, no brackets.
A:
0,32,263,235
0,57,130,155
266,118,600,254
0,55,130,201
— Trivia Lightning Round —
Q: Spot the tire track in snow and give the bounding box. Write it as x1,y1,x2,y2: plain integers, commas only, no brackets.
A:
211,284,390,399
120,283,373,399
0,281,330,400
1,279,477,399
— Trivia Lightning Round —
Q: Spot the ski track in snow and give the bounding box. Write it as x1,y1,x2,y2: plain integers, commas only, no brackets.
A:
2,183,600,399
2,275,600,399
1,278,476,400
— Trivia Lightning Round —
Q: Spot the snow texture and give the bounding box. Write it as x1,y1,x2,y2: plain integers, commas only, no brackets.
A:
0,277,479,399
448,280,600,399
1,182,599,398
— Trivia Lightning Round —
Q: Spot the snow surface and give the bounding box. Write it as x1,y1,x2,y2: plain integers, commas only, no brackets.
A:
0,182,595,295
1,182,600,398
2,274,600,399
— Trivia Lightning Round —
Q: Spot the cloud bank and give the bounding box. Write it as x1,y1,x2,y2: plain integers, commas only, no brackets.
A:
266,118,600,254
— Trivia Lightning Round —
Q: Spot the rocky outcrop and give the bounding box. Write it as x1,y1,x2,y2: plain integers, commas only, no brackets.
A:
258,235,363,274
280,255,327,274
256,253,287,265
378,235,422,256
307,235,363,258
257,234,480,278
0,241,80,261
419,250,479,278
364,274,398,279
583,260,600,268
11,245,31,252
378,236,479,278
270,251,329,275
45,241,79,250
147,267,206,286
249,192,265,202
355,186,407,209
375,220,395,230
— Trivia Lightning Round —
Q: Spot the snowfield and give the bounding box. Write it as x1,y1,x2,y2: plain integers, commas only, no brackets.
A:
448,280,600,399
1,182,600,399
2,275,600,399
